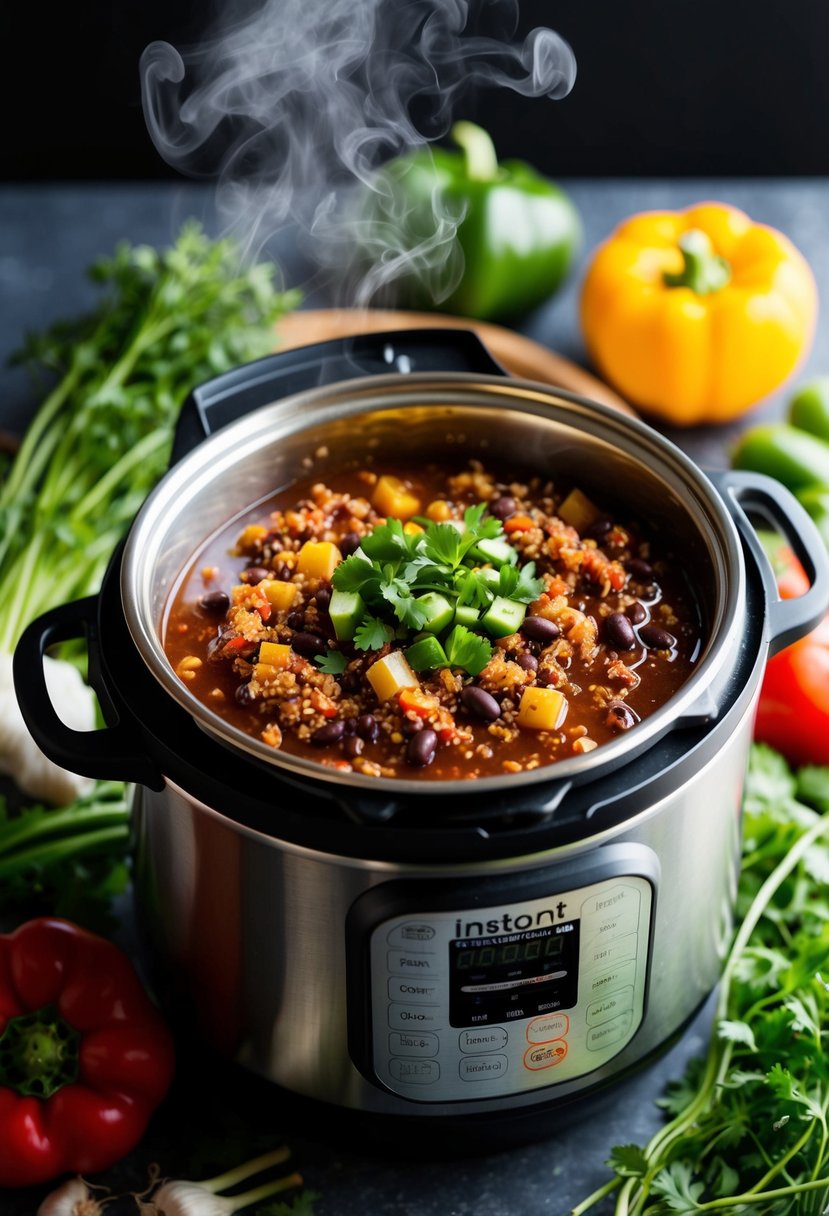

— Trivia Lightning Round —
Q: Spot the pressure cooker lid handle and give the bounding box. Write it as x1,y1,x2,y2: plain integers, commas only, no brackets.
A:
711,468,829,656
171,328,507,463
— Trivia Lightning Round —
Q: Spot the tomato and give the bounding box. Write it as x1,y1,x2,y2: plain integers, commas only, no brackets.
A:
755,613,829,766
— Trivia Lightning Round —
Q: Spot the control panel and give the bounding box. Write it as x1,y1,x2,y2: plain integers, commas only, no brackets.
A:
363,871,653,1102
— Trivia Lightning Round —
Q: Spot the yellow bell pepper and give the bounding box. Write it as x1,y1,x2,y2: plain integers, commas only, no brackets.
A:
580,203,818,425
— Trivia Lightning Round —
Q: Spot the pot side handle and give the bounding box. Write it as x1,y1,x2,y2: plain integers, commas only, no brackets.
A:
171,328,508,463
710,468,829,657
13,598,164,790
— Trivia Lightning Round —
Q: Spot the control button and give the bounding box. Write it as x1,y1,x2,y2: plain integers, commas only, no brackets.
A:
387,922,437,950
581,884,640,925
586,1010,634,1052
387,951,442,977
523,1040,568,1070
585,932,638,972
389,1031,439,1057
587,987,634,1028
388,1003,443,1030
582,907,640,947
459,1027,507,1054
459,1054,508,1082
388,977,440,1003
584,959,637,998
389,1058,440,1084
527,1013,570,1043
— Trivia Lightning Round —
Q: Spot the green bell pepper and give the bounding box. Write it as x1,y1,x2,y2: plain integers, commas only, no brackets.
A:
731,423,829,491
364,121,581,321
789,378,829,442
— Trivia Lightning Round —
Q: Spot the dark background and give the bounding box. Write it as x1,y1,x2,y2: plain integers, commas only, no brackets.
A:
3,0,827,181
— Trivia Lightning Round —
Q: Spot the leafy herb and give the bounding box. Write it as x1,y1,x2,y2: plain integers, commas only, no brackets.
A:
445,625,492,677
0,782,130,933
314,650,348,675
257,1192,319,1216
573,743,829,1216
331,501,543,673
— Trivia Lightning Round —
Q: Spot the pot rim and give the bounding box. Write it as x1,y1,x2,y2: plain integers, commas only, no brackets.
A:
121,371,745,795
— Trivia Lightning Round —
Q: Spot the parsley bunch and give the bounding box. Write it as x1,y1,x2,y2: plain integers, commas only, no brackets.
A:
325,502,544,675
574,744,829,1216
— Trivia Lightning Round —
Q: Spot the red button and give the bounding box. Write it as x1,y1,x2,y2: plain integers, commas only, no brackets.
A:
523,1039,568,1070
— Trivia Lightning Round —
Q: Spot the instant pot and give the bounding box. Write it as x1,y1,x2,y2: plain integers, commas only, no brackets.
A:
15,330,829,1145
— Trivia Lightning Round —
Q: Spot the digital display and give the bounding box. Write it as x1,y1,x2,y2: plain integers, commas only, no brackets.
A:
449,923,580,1027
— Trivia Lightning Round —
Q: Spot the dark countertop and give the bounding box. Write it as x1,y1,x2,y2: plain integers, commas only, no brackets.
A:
1,180,826,1215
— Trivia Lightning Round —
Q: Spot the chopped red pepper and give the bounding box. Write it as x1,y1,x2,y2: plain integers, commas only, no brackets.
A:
504,514,534,534
398,688,440,718
0,918,174,1187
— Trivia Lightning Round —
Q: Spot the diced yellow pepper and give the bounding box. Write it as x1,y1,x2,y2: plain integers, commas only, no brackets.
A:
366,651,420,701
261,580,297,611
403,521,425,536
236,524,268,549
517,686,569,732
258,642,292,669
425,499,452,521
372,475,421,521
296,541,342,580
558,489,601,533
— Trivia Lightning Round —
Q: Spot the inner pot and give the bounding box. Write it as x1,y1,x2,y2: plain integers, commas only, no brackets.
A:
121,372,743,795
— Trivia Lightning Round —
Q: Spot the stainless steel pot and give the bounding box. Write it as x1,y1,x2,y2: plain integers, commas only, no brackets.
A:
15,329,829,1144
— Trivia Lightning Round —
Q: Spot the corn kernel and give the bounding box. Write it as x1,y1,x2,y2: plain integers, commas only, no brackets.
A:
573,737,598,755
176,655,202,677
236,524,268,549
403,521,425,536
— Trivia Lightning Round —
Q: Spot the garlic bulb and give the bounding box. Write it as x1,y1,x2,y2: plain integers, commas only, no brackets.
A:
0,652,95,804
37,1176,103,1216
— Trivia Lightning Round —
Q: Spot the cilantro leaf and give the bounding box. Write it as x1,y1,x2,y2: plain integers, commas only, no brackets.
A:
332,553,380,594
422,521,465,567
354,613,394,651
314,650,348,674
606,1144,648,1179
464,501,501,540
256,1193,319,1216
650,1162,705,1213
359,518,411,562
445,625,492,676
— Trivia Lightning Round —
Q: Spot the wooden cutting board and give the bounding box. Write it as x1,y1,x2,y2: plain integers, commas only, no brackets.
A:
275,309,633,415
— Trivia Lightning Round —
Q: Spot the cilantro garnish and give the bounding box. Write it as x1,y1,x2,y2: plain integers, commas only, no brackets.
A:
314,650,348,675
331,501,542,674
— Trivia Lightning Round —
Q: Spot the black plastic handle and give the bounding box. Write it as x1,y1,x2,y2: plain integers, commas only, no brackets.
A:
171,327,507,463
710,468,829,656
13,598,164,789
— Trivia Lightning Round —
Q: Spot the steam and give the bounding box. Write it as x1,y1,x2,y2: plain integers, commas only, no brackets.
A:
141,0,576,305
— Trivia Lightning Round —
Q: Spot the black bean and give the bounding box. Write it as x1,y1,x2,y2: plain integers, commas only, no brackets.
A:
357,714,379,742
200,590,230,614
584,516,612,540
607,702,638,732
536,669,556,687
311,720,346,747
639,623,676,650
273,562,293,582
291,631,327,657
488,495,517,521
520,616,560,644
339,531,362,558
402,716,424,736
286,611,306,631
627,558,654,580
344,735,364,759
234,682,254,706
406,728,438,768
344,717,358,736
604,612,636,651
314,585,332,611
460,685,501,722
340,669,362,694
626,600,647,625
516,653,538,672
241,566,270,584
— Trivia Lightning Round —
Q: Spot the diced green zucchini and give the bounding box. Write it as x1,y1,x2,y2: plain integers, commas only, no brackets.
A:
473,538,518,567
482,596,526,638
406,635,449,672
329,589,365,640
454,602,480,629
416,592,454,633
477,567,501,590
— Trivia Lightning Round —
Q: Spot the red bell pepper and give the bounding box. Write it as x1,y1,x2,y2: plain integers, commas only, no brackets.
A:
753,542,829,766
0,918,174,1188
